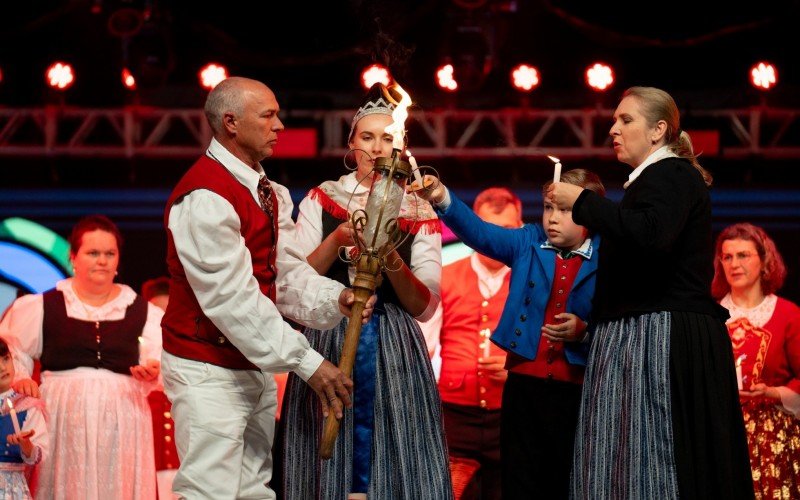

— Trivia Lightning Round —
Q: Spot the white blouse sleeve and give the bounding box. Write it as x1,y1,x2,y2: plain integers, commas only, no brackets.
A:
0,294,44,378
409,228,442,322
776,386,800,418
293,193,325,257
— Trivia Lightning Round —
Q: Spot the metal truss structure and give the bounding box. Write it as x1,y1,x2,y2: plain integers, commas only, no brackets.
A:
1,106,798,159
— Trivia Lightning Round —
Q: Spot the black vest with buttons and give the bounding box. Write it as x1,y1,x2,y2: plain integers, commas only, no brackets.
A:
41,289,146,374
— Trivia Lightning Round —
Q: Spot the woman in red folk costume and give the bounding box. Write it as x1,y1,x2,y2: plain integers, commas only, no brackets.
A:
279,83,451,499
713,222,800,499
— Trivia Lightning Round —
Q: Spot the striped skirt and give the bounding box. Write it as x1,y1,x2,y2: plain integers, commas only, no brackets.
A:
571,311,753,500
279,303,453,500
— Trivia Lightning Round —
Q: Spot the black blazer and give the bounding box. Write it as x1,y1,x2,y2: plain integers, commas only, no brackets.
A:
573,157,728,322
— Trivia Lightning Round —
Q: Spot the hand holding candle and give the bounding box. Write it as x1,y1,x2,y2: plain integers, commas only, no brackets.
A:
548,155,562,184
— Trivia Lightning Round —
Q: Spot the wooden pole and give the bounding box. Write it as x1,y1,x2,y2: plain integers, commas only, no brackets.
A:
319,253,382,459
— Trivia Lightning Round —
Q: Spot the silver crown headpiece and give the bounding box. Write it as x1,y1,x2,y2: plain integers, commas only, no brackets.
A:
348,96,396,141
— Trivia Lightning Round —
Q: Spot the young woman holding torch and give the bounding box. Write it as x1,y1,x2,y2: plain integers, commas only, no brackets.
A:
278,83,451,500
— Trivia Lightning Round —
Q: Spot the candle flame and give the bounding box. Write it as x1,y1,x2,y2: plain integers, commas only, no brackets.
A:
6,399,13,410
547,155,560,163
735,354,746,367
406,148,414,158
385,84,412,150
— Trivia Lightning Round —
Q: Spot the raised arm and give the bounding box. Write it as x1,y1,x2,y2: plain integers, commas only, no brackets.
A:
571,163,697,252
436,187,522,266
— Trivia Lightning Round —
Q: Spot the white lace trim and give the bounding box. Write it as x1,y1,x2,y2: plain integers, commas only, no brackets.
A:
720,293,777,328
56,278,138,321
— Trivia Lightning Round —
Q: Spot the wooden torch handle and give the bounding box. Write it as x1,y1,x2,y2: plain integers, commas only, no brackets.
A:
319,256,379,459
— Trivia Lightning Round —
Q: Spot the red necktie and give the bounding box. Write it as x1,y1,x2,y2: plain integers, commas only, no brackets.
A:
257,175,274,220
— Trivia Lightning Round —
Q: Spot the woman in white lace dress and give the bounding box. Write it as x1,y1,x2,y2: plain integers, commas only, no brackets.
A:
0,215,162,500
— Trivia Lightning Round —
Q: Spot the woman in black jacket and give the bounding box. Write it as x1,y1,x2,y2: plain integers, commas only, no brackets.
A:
548,87,753,500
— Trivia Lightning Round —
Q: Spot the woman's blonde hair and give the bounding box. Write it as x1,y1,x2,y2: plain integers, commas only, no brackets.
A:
623,87,713,187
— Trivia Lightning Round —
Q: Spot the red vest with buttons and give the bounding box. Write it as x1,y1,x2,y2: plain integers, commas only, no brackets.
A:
161,155,278,370
438,257,510,410
506,255,585,384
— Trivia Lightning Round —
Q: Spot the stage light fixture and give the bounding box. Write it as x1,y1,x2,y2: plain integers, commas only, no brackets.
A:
46,62,75,90
436,64,458,92
510,64,539,92
586,63,614,91
121,68,136,90
361,64,391,89
199,63,228,90
750,61,777,90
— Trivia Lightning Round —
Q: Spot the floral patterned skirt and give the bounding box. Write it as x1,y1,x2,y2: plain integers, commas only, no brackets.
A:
0,466,31,500
742,398,800,500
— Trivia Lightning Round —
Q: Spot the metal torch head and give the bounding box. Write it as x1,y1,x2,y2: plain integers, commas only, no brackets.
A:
374,155,412,183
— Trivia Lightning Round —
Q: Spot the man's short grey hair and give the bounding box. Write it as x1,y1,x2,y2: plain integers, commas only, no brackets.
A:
204,77,246,134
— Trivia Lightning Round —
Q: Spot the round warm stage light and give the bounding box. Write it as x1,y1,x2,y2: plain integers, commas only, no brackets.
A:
750,61,777,90
585,63,614,91
436,64,458,92
199,63,228,90
361,63,391,89
46,62,75,90
122,68,136,90
510,64,539,92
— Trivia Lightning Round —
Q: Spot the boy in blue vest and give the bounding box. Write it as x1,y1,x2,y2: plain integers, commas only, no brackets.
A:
414,169,604,499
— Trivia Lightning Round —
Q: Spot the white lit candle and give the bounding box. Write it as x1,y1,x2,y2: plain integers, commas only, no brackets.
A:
548,155,562,184
482,328,491,358
6,399,21,435
406,149,424,187
735,354,746,390
138,336,145,364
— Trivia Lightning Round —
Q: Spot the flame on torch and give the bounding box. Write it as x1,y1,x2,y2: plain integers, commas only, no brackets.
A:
384,84,412,151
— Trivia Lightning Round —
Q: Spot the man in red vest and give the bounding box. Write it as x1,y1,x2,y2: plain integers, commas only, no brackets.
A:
431,187,521,499
161,77,373,499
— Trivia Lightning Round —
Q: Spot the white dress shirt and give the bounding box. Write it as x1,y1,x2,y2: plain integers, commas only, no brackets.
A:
167,138,346,381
